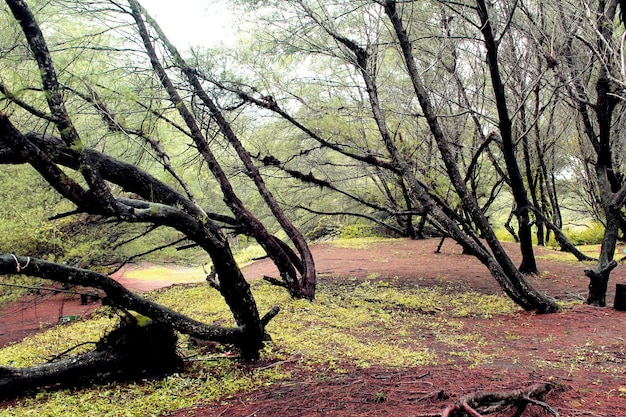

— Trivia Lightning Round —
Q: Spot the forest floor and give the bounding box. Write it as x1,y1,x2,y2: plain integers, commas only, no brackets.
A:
1,238,626,416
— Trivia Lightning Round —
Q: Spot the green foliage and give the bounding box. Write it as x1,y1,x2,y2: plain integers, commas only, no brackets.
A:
123,265,207,284
326,237,397,249
562,222,606,246
0,163,206,273
0,166,70,259
258,283,436,369
494,227,518,243
352,280,520,318
233,243,268,266
338,223,376,239
495,221,606,247
0,357,286,417
303,215,341,241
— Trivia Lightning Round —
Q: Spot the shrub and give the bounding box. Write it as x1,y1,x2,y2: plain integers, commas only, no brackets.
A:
339,223,375,239
562,222,605,246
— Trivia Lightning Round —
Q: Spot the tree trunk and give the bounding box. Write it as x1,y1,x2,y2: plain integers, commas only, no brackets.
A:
586,70,621,305
475,0,539,275
586,210,621,306
520,99,545,246
557,0,623,306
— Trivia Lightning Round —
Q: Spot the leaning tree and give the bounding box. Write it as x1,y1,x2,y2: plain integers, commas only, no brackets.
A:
0,0,316,396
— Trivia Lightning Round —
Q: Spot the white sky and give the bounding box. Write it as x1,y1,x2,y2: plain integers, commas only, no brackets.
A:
142,0,236,49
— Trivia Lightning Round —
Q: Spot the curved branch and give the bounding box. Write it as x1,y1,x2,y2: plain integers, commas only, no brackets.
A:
5,0,80,146
0,113,92,209
0,81,54,121
261,154,396,214
66,83,200,207
529,205,596,262
0,124,237,227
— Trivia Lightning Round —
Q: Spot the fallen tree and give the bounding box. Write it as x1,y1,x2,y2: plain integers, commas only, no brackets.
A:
0,255,280,349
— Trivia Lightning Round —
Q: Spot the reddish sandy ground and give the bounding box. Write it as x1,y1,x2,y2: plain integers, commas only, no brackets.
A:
0,264,175,347
1,238,626,416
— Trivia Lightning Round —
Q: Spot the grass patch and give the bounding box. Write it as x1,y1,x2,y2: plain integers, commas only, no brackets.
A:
234,244,268,267
0,276,41,307
495,222,608,247
324,237,398,250
535,245,600,264
0,315,117,368
123,265,207,283
117,243,269,284
0,358,289,417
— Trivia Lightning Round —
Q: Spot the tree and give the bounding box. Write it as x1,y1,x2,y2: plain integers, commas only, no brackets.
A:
502,0,595,261
384,0,558,309
126,0,316,299
470,0,539,275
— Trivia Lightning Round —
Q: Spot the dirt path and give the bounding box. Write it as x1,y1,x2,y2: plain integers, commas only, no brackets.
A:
174,239,626,417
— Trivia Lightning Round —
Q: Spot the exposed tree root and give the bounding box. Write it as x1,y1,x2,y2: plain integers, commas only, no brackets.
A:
0,321,183,400
441,382,562,416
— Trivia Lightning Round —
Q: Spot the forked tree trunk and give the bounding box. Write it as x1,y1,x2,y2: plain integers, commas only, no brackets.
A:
586,210,621,306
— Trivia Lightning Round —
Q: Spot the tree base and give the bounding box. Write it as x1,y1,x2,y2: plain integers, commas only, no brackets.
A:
0,321,183,400
585,260,618,307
